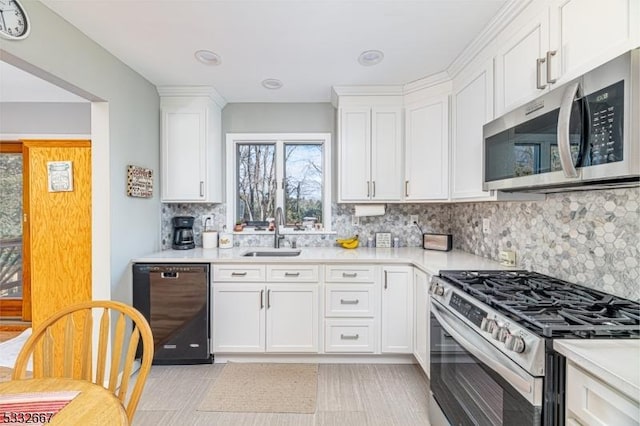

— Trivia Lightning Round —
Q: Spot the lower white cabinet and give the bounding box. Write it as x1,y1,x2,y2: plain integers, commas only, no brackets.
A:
566,362,639,426
413,268,430,377
381,266,414,353
212,283,318,353
324,319,376,353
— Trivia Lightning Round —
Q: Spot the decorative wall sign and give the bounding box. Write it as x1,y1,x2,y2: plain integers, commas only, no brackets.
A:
127,165,153,198
47,161,73,192
375,232,391,248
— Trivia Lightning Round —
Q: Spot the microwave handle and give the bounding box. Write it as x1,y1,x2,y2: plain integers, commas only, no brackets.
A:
557,81,581,178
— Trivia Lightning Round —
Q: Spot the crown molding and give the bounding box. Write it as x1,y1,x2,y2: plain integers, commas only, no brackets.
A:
403,71,451,95
447,0,533,79
156,86,227,108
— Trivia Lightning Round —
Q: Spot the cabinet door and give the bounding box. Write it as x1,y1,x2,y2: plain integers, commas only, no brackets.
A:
451,60,494,200
265,284,319,353
404,97,449,201
494,10,550,115
371,107,402,201
549,0,638,86
212,284,265,353
413,269,430,377
381,266,413,353
339,107,371,201
161,106,207,201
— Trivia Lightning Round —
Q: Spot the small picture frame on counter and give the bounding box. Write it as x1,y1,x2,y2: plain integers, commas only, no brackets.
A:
375,232,391,248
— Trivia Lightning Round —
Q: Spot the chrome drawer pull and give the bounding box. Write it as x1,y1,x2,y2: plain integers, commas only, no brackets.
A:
284,272,300,277
340,299,359,305
340,334,359,340
342,272,358,278
231,272,248,276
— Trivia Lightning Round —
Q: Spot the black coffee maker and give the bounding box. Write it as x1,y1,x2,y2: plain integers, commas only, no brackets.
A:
172,216,195,250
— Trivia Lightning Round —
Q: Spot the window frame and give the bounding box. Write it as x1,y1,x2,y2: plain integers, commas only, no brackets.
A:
225,133,332,233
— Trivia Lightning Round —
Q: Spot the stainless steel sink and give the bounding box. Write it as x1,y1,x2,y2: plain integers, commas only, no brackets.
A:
241,249,302,257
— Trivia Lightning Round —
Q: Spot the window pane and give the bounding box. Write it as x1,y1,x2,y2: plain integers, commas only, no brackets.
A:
0,153,23,298
236,144,276,222
284,143,323,226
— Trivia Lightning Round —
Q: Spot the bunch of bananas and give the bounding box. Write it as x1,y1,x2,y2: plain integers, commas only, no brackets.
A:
336,235,359,249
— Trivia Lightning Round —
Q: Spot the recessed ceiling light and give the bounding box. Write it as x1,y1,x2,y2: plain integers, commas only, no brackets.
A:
194,50,221,65
358,50,384,66
262,78,283,90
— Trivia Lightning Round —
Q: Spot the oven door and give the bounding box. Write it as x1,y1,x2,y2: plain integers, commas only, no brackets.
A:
430,300,543,426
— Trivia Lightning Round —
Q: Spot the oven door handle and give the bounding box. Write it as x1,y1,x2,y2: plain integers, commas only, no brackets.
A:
431,301,542,406
557,80,581,178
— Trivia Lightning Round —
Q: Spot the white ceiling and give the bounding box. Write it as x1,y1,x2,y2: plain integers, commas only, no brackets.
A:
40,0,508,103
0,60,87,102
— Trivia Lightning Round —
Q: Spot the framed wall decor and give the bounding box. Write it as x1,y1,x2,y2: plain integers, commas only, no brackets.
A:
127,165,153,198
375,232,391,248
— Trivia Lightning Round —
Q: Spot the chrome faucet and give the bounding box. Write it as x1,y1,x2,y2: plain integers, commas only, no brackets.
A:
274,207,285,248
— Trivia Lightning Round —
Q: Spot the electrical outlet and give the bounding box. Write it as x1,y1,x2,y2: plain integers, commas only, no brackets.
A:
482,218,491,233
499,250,516,266
352,215,360,226
202,215,214,227
410,215,419,224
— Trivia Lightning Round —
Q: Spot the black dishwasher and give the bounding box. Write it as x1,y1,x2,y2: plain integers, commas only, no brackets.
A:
133,263,213,364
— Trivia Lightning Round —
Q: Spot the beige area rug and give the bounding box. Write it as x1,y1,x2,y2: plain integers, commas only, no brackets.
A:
198,362,318,414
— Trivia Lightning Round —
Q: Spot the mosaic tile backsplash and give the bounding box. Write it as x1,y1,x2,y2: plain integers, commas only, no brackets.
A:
161,187,639,301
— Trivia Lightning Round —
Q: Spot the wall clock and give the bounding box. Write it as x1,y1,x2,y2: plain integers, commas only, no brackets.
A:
0,0,30,40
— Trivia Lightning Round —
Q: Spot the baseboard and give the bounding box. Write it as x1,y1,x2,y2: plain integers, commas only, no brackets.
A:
213,353,416,364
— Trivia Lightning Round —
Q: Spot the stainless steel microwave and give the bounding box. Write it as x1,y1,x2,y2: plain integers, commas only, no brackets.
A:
483,49,639,193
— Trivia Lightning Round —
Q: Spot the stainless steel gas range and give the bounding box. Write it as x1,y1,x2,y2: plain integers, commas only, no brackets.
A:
428,270,640,426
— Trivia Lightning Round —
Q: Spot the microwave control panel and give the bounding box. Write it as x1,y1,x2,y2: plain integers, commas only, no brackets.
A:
587,80,624,165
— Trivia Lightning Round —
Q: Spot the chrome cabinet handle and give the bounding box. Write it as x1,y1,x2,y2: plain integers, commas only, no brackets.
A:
367,181,370,197
231,272,247,276
260,289,264,309
340,299,360,305
384,270,388,290
405,180,409,197
546,50,557,84
372,181,376,197
340,334,359,340
267,289,271,308
199,181,204,197
342,272,357,278
536,57,547,90
284,272,300,277
558,81,581,178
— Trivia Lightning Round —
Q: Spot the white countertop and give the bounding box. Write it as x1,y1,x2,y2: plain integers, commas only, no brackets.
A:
554,339,640,402
132,247,513,276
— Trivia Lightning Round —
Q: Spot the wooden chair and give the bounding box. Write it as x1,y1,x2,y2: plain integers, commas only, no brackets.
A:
12,300,154,422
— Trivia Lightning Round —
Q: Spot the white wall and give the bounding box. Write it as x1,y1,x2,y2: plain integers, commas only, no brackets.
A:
0,0,161,304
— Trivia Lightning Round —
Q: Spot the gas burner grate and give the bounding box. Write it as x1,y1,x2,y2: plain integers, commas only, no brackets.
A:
439,270,640,338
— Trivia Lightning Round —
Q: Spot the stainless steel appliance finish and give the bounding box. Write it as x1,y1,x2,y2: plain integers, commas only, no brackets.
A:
483,49,640,193
133,263,212,364
428,270,640,426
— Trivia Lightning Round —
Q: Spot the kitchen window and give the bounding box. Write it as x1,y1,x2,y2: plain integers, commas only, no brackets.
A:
226,133,332,232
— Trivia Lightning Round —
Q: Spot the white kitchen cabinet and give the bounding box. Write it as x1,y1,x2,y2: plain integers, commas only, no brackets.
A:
404,93,449,201
338,103,403,202
212,263,319,353
159,89,224,203
381,266,413,354
495,0,639,116
566,362,639,426
413,268,430,377
450,60,494,201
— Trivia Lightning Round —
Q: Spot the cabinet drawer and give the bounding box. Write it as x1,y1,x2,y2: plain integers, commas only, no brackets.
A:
566,362,639,426
325,284,376,317
213,264,266,281
325,265,376,283
324,319,376,353
267,265,319,282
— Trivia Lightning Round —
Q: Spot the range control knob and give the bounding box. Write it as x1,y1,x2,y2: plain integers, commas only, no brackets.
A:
480,318,497,333
505,334,526,353
434,285,445,296
492,326,510,342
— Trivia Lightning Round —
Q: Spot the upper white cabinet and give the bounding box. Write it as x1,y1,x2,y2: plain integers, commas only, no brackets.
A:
404,86,450,201
450,60,494,200
336,94,403,202
159,87,225,203
495,0,640,115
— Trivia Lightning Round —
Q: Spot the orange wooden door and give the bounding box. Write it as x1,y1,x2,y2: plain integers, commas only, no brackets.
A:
22,141,92,328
